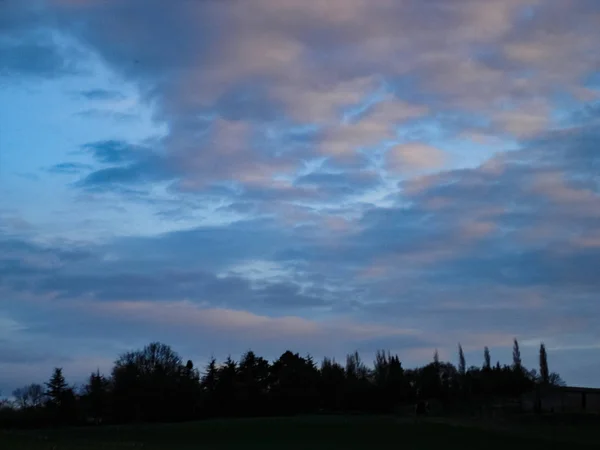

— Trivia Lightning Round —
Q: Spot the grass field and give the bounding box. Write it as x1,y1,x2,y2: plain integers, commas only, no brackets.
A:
2,415,598,449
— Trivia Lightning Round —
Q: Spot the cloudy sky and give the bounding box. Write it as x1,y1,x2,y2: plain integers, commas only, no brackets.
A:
1,0,600,393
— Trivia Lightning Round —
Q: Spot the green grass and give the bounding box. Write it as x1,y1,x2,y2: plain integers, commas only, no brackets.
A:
1,415,597,449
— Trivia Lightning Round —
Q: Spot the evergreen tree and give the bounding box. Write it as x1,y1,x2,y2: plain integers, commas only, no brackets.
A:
539,343,549,385
237,350,270,416
45,368,68,407
201,357,218,394
83,370,110,423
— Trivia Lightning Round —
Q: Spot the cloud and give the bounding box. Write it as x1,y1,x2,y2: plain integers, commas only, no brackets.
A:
73,140,175,192
81,140,141,164
0,40,77,78
386,143,445,173
48,162,92,174
75,109,137,121
294,169,381,197
0,2,84,78
80,88,125,101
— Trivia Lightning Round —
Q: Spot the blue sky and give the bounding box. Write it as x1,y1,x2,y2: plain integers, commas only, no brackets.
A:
1,0,600,393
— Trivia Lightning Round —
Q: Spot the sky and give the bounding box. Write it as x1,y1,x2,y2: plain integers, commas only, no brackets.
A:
1,0,600,394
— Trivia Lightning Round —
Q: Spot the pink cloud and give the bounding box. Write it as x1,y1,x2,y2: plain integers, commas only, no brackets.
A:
80,300,419,344
39,0,600,194
386,143,446,173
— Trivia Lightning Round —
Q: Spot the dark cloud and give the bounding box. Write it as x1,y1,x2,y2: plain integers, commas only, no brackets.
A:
31,265,326,312
80,88,125,101
48,162,92,174
81,140,140,164
0,224,328,314
74,140,176,191
0,40,77,77
77,164,159,188
0,2,82,78
108,218,299,271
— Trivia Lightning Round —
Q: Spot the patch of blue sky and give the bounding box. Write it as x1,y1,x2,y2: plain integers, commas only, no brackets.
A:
393,114,514,172
0,58,167,242
341,87,388,124
583,71,600,90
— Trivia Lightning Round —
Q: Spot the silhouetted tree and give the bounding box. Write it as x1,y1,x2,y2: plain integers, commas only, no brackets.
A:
372,350,407,412
12,388,29,409
539,343,549,385
200,357,217,391
82,370,110,423
483,347,491,371
548,372,565,387
44,368,77,425
270,351,319,414
213,356,239,416
12,384,44,409
199,356,218,417
236,351,270,416
45,368,68,408
0,340,569,428
111,342,188,422
512,339,522,372
319,357,345,411
178,359,201,419
458,344,466,377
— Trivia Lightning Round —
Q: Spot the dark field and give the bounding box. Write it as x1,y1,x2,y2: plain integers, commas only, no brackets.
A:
2,415,598,449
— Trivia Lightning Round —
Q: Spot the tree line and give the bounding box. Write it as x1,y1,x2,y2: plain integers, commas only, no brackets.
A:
0,340,563,428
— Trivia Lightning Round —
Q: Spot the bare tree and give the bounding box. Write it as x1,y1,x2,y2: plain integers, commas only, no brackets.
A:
12,383,44,409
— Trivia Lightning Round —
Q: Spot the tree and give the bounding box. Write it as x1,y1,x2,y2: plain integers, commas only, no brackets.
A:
0,340,570,427
201,357,218,395
548,372,565,387
458,344,466,377
112,342,187,422
539,343,549,385
238,351,269,393
83,370,110,423
345,351,369,380
45,368,68,407
270,351,319,414
44,368,77,425
237,351,270,416
373,350,390,387
12,384,44,409
319,357,345,412
372,350,407,412
483,347,491,371
512,339,522,372
12,387,31,409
